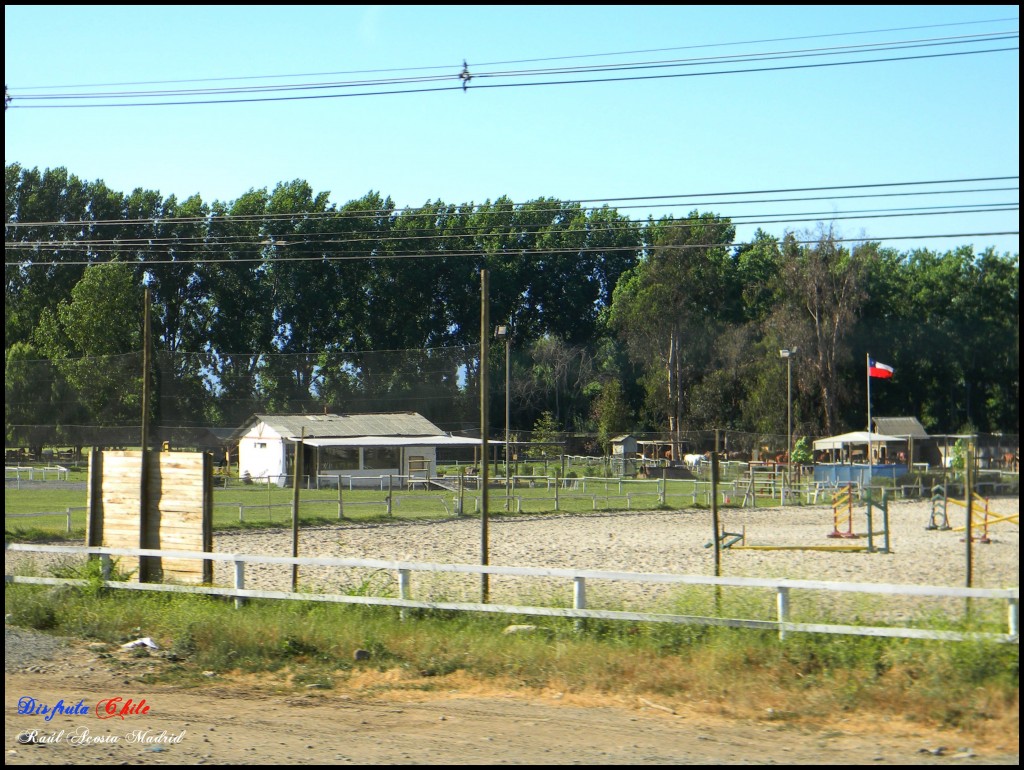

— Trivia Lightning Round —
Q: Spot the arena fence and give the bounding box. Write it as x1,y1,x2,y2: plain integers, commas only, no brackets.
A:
6,543,1018,645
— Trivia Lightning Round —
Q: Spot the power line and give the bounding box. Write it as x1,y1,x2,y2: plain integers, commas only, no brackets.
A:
13,31,1014,100
15,16,1017,90
8,40,1017,109
5,205,1018,256
5,231,1017,267
6,177,1017,228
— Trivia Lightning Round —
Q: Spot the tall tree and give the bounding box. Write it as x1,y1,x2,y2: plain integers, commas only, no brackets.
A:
772,227,873,436
33,261,144,431
608,211,736,456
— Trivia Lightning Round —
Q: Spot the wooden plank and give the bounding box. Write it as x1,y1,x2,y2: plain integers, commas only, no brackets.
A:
89,449,212,585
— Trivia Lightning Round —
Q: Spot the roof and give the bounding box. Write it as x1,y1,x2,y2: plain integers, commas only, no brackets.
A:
872,416,929,438
813,431,907,451
304,435,481,448
237,412,446,440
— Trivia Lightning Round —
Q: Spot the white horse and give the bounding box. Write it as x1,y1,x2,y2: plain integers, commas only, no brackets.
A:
683,453,704,469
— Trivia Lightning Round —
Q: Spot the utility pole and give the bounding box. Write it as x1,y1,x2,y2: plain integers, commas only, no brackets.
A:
480,269,490,603
779,348,796,502
139,286,156,582
495,324,511,510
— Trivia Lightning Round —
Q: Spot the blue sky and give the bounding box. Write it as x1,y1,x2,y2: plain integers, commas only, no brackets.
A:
4,5,1019,256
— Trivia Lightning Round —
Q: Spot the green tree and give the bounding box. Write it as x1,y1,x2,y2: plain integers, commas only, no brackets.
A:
608,211,736,456
5,341,67,455
530,410,560,446
790,436,813,464
592,379,633,452
33,262,144,430
5,165,96,347
771,227,873,436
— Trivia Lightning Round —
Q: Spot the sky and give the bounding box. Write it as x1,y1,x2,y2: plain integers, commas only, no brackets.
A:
4,5,1020,257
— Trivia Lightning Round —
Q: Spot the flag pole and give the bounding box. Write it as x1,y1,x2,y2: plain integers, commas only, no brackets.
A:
866,353,872,477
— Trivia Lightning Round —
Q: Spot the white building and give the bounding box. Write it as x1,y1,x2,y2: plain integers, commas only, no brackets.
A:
233,412,480,487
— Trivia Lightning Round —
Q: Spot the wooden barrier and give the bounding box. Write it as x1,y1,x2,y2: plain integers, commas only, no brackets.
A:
829,484,857,539
86,449,213,584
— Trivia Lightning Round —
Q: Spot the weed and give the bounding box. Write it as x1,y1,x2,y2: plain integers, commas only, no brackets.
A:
3,582,1017,730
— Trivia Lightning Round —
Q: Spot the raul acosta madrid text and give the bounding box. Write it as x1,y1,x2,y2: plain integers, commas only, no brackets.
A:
17,727,186,746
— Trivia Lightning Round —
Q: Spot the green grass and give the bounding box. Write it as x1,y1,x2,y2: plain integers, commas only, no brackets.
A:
7,474,780,541
4,578,1018,732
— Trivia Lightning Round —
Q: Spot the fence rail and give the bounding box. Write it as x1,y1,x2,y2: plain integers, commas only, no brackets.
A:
4,507,87,533
5,543,1018,644
5,465,71,483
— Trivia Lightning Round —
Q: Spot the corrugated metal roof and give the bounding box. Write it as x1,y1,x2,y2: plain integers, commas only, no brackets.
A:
304,436,481,447
248,412,445,439
872,416,930,438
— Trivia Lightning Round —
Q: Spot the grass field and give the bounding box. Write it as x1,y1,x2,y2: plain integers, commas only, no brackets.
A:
5,469,786,540
8,459,1015,541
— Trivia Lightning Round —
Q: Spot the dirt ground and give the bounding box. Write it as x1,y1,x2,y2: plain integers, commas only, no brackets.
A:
6,499,1019,765
5,631,1019,766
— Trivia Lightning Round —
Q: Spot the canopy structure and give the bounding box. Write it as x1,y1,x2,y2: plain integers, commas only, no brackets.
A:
813,430,909,485
812,431,905,451
302,435,482,448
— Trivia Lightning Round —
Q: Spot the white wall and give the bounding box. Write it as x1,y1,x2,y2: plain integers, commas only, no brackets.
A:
238,428,443,488
238,422,288,486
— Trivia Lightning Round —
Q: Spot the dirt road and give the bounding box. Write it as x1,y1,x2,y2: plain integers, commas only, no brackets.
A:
7,501,1019,764
5,630,1017,766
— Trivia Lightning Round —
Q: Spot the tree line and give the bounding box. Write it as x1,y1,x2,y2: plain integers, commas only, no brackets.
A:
4,163,1019,453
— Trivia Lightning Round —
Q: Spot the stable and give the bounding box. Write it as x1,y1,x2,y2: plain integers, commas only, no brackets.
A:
233,412,480,487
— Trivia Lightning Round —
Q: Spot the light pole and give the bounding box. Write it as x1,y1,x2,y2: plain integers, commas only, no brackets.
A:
779,348,797,502
494,324,511,510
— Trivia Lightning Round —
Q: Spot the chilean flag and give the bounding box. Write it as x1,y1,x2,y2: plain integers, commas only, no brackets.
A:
868,358,894,379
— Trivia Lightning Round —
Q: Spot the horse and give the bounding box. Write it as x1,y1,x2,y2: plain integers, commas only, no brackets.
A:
683,453,704,469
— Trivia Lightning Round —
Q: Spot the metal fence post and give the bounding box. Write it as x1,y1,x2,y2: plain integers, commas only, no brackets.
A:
573,576,587,632
234,559,246,609
399,568,411,621
776,586,790,641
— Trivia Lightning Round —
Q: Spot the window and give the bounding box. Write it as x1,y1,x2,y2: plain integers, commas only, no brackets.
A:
321,446,359,470
363,446,399,469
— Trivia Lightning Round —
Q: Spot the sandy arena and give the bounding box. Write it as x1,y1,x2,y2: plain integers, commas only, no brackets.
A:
207,497,1019,623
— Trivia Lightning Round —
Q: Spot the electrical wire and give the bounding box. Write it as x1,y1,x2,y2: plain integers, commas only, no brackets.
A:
8,37,1017,108
5,230,1018,267
15,16,1017,90
6,177,1017,229
12,31,1014,100
4,204,1018,258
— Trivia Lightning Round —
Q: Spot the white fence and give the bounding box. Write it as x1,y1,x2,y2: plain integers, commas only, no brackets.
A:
5,543,1018,644
5,465,71,484
4,507,87,533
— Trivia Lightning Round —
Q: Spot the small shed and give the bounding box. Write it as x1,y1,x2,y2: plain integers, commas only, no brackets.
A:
233,412,480,487
610,435,637,458
872,416,931,466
